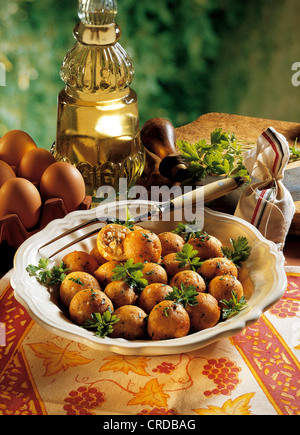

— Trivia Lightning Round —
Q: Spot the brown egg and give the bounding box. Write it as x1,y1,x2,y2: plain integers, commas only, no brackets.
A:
0,178,42,230
40,162,86,213
18,148,57,184
0,160,16,188
0,130,37,169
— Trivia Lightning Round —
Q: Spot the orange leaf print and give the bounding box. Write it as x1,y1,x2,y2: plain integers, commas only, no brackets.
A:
100,355,150,376
127,379,169,408
193,393,255,415
28,341,93,377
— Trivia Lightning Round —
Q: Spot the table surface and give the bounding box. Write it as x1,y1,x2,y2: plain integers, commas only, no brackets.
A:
0,113,299,416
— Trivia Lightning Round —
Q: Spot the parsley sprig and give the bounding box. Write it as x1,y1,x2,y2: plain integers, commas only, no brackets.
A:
221,237,252,267
177,128,250,182
221,291,248,320
112,259,148,291
175,244,202,271
165,283,199,308
172,219,204,242
26,259,69,286
82,310,120,338
290,140,300,162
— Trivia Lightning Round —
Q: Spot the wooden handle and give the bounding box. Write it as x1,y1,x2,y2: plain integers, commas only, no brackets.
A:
170,177,246,209
141,118,190,181
141,118,177,159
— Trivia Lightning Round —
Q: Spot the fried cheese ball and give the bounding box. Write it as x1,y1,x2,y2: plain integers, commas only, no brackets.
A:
138,283,173,314
198,257,238,281
157,232,185,256
60,271,101,308
141,262,168,285
94,260,120,288
69,288,113,326
109,305,147,340
147,301,190,340
90,246,107,266
169,270,206,293
161,253,190,278
104,280,138,308
62,251,99,276
97,224,130,261
208,275,244,307
188,233,223,260
186,293,221,332
123,229,162,263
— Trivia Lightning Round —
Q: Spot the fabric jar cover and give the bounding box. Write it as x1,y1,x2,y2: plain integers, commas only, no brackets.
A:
235,127,295,250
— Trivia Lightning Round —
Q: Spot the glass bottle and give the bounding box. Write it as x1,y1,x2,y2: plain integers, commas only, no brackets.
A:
53,0,145,198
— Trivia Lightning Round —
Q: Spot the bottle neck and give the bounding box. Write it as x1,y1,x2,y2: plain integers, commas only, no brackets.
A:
74,21,121,46
60,1,134,96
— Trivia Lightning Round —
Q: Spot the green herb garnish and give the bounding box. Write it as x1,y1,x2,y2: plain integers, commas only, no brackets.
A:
172,219,204,242
68,277,84,286
290,140,300,162
112,259,148,291
221,291,248,320
26,259,69,286
221,237,252,267
162,305,171,317
141,232,153,242
82,310,120,338
177,128,250,182
165,283,199,308
175,244,202,271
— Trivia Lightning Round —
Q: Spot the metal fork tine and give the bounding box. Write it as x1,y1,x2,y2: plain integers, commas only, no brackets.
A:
39,222,105,259
38,208,158,259
38,218,98,250
38,216,118,251
47,227,101,259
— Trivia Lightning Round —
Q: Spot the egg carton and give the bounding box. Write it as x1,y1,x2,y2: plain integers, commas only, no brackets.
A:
0,196,92,250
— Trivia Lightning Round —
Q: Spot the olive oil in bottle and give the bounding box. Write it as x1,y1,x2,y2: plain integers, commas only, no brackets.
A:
53,0,145,197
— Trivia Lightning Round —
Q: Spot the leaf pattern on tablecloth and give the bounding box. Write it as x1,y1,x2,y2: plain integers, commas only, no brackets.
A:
193,393,255,415
127,379,170,407
99,355,150,376
27,341,93,376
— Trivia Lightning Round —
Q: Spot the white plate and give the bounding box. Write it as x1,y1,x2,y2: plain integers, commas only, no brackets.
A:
11,201,287,356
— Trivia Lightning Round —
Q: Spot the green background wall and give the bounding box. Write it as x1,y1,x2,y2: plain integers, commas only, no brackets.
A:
0,0,299,149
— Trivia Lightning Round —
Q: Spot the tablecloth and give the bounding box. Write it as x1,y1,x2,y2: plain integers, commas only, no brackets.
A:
0,268,299,416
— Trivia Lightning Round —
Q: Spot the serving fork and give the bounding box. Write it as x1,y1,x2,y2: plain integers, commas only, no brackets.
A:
38,176,246,259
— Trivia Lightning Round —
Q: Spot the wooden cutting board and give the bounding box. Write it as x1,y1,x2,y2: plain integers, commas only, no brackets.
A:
175,112,300,236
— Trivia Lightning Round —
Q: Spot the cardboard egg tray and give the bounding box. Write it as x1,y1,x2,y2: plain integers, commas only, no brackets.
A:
0,196,92,250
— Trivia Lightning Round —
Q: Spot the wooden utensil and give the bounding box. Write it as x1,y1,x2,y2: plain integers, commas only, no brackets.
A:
141,118,190,182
